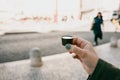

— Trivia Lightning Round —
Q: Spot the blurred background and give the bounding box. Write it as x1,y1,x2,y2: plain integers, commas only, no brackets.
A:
0,0,120,80
0,0,119,23
0,0,120,63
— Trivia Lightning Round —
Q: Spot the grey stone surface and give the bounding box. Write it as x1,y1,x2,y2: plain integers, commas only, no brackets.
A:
0,41,120,80
95,40,120,68
0,31,120,63
0,53,88,80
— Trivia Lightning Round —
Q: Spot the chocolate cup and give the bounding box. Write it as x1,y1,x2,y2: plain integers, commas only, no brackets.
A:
61,35,73,46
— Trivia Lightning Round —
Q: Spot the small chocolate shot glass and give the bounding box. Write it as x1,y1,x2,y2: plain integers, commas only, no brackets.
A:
61,35,73,46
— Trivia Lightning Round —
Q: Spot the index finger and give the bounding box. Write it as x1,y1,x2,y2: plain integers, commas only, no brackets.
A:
72,37,89,48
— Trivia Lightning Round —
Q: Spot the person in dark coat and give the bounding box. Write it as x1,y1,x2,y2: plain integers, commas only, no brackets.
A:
65,37,120,80
91,12,104,45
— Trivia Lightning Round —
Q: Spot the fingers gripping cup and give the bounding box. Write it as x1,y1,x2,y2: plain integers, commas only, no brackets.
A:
61,35,73,46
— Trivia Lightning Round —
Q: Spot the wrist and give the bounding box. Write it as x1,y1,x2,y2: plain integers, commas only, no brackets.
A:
89,57,99,75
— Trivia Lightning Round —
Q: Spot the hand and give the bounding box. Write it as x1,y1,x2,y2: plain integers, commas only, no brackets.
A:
102,27,104,31
90,27,93,31
102,24,104,31
65,38,99,75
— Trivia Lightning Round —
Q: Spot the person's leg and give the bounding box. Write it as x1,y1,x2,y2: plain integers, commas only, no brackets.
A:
99,31,103,40
101,32,103,40
94,34,98,45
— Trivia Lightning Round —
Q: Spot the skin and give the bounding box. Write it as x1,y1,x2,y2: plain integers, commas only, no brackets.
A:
66,38,99,75
97,13,101,19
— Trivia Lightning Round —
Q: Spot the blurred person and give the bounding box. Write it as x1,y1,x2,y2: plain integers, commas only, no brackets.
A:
65,37,120,80
91,12,104,45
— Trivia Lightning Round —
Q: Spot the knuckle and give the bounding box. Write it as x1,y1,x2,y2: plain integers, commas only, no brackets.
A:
87,42,92,46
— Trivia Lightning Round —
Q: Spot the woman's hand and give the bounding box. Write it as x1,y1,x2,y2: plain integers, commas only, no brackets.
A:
65,38,99,75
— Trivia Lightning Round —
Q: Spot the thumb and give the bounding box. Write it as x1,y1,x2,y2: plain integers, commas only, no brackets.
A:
65,44,86,58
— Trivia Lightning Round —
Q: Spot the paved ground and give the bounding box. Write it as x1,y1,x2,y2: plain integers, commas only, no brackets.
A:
0,41,120,80
0,31,120,63
0,53,88,80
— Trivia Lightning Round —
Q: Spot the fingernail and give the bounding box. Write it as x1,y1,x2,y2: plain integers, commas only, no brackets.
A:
65,44,71,50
